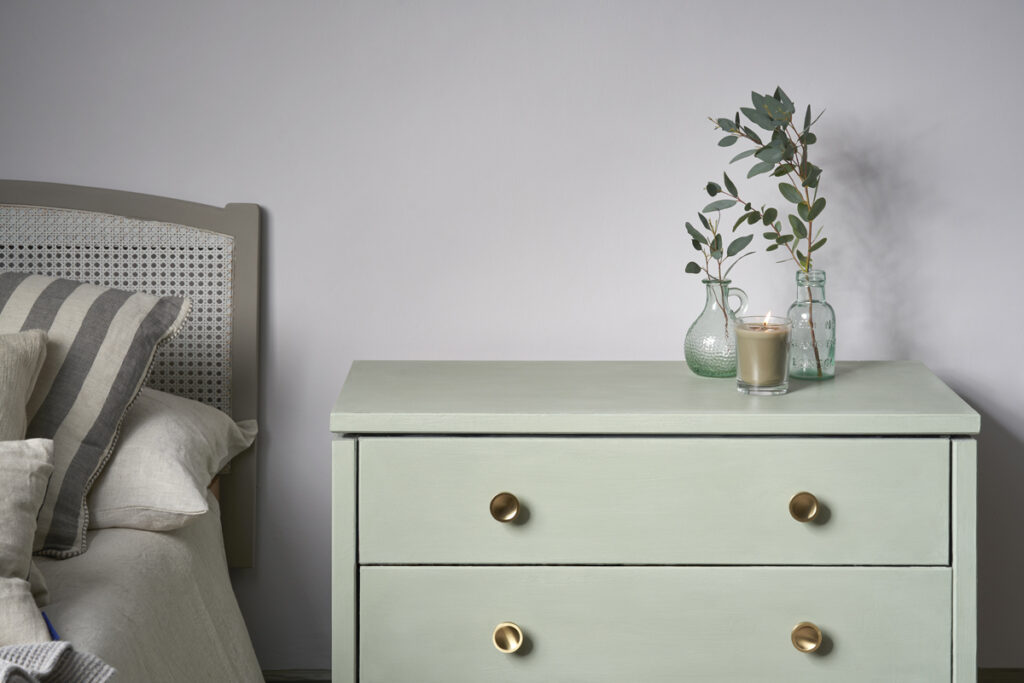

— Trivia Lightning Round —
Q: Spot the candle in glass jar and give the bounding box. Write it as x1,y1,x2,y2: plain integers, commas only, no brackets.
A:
736,315,791,395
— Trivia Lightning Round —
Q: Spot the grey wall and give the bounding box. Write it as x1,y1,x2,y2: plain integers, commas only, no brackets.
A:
2,0,1022,669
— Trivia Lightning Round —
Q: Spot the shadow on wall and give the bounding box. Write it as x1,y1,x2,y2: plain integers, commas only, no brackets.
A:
820,117,932,359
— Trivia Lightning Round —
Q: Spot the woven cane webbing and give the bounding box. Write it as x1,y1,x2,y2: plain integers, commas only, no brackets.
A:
0,205,233,413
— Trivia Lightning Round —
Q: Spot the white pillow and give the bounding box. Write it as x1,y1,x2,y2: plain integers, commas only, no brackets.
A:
0,439,54,646
87,388,257,532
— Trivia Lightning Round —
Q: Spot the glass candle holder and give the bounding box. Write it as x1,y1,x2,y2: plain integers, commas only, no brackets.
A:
736,316,792,396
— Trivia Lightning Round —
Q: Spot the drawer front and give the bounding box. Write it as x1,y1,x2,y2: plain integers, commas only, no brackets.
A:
359,437,949,565
360,566,951,683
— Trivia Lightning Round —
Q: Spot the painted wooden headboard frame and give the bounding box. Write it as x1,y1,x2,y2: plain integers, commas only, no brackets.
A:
0,180,260,568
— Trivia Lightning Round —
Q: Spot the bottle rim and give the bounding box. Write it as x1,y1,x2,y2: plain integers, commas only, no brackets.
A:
796,269,826,283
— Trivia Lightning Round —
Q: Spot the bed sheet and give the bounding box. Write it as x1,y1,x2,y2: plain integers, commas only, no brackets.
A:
35,494,262,682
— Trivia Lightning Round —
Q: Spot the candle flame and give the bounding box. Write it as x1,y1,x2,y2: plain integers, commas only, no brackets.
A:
763,310,772,326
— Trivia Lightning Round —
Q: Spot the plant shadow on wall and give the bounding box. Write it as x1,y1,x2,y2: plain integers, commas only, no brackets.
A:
825,121,1024,661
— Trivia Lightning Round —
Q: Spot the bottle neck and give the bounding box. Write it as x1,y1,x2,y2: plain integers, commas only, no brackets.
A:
795,270,826,302
704,280,730,308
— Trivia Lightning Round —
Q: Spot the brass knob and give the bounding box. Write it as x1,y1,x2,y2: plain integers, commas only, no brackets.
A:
789,491,819,523
492,622,524,653
490,492,520,523
791,621,823,653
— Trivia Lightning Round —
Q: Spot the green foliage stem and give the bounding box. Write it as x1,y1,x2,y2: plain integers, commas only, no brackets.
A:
704,87,829,274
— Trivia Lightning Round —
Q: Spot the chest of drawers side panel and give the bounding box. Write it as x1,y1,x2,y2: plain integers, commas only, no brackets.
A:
953,438,977,683
332,438,357,683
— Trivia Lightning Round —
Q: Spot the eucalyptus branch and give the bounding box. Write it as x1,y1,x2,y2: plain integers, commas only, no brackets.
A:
706,87,828,273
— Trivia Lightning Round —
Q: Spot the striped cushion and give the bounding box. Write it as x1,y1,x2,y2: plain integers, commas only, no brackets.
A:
0,273,190,558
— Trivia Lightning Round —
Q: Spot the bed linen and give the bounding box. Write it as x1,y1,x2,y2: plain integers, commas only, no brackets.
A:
34,494,262,682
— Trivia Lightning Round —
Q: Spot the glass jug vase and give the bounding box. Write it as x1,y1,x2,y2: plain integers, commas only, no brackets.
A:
684,279,749,378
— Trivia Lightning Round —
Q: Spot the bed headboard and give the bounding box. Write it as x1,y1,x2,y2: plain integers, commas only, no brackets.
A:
0,180,260,568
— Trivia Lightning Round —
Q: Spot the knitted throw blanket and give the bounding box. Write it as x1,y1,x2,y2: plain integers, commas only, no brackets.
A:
0,642,114,683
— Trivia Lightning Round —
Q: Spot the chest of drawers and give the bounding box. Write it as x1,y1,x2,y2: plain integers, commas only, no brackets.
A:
331,360,978,682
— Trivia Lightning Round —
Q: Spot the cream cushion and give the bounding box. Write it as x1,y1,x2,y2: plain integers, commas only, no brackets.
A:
0,330,47,441
0,439,54,646
88,388,257,532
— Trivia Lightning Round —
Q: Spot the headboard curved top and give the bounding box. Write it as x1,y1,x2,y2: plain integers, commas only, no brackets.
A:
0,180,260,567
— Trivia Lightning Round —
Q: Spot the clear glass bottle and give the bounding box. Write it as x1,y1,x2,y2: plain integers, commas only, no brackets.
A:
684,279,748,378
787,269,836,380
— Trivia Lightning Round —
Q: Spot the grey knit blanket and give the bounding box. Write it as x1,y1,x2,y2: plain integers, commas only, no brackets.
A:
0,642,114,683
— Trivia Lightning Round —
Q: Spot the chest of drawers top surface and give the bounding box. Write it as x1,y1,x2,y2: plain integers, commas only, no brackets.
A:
331,360,978,435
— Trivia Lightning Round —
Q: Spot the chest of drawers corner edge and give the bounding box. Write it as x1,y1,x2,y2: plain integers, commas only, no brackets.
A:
331,360,979,683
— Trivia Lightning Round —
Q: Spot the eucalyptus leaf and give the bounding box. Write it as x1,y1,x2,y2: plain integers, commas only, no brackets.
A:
778,183,803,203
706,182,721,196
711,234,722,252
797,250,808,268
703,198,737,212
747,161,774,178
762,207,778,225
777,234,795,244
762,231,778,240
810,237,827,252
740,106,776,131
789,215,807,238
755,146,785,164
685,261,702,274
800,132,817,145
808,197,826,220
803,104,811,132
727,234,754,257
717,117,738,132
773,163,795,177
734,213,751,232
766,243,780,252
718,135,738,147
685,222,708,244
741,126,762,145
798,202,810,221
711,250,723,260
760,96,791,124
774,86,795,113
699,213,712,231
730,149,756,163
692,239,702,251
746,212,760,225
723,172,738,196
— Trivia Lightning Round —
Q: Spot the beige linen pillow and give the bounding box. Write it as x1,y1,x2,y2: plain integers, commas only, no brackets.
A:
0,330,47,441
88,388,257,531
0,439,54,646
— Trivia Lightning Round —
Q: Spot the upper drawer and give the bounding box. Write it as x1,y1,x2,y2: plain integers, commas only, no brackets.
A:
358,437,949,566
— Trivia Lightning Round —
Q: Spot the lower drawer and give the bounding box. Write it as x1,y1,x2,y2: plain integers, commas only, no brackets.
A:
360,566,951,683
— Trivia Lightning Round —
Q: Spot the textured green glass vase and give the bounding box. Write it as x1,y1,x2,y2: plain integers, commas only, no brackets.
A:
787,269,836,380
684,279,748,378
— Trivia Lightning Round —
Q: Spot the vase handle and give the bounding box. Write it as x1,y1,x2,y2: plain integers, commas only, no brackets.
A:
728,287,749,316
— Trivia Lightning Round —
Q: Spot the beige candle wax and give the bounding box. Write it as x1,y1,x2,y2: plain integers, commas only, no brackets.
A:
736,317,791,388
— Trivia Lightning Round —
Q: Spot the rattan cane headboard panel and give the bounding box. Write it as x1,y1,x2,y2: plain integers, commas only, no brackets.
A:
0,205,235,413
0,180,260,568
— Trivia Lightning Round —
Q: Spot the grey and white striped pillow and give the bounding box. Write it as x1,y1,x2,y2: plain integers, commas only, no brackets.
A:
0,272,190,558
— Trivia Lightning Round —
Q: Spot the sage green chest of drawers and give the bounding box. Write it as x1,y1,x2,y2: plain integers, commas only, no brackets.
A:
331,361,979,682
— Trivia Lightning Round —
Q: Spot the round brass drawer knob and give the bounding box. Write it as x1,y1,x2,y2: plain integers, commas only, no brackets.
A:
789,491,819,523
791,621,823,653
492,622,524,653
490,492,520,523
